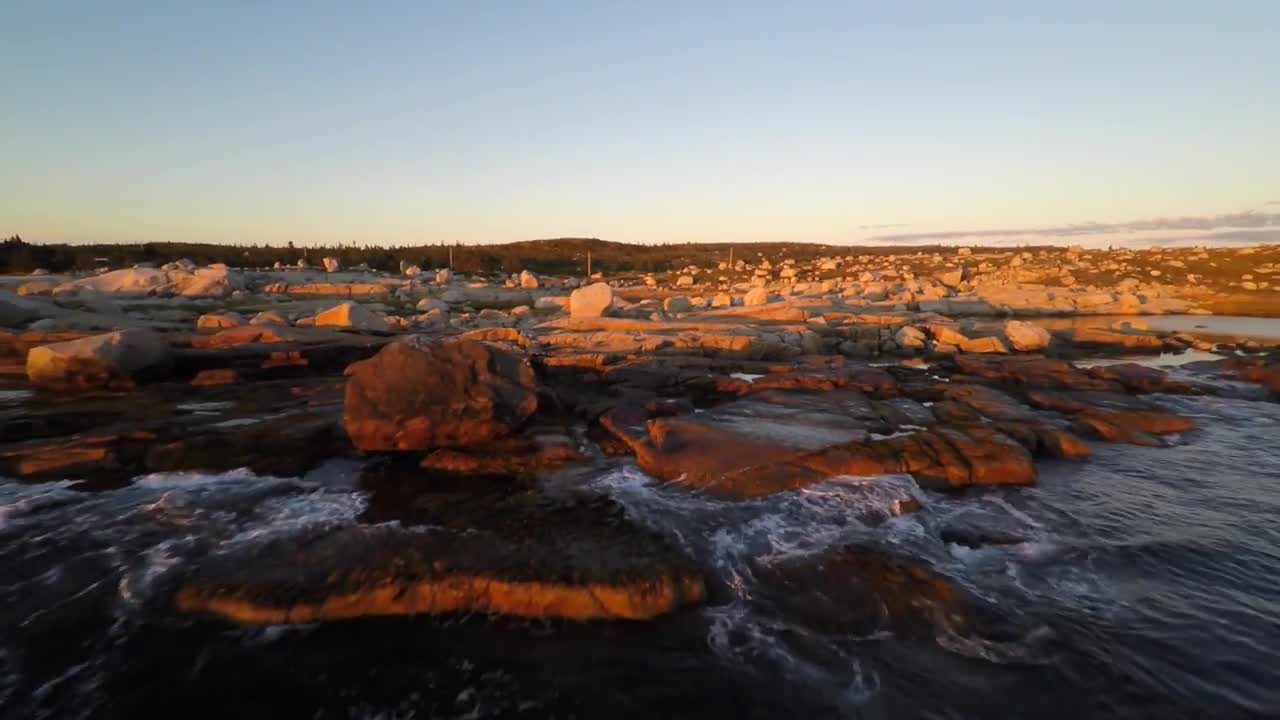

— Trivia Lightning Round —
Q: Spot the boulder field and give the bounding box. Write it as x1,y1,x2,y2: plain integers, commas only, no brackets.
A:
3,247,1280,630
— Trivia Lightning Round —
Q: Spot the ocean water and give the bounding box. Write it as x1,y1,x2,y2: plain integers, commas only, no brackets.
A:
2,393,1279,719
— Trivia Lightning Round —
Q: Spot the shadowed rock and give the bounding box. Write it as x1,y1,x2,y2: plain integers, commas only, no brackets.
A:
753,544,990,637
175,493,705,623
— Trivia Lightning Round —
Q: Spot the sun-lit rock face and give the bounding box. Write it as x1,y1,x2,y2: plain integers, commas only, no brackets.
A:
569,282,614,318
25,329,171,391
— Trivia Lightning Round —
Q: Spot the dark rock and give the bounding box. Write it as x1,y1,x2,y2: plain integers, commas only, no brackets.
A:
175,492,705,623
753,544,983,637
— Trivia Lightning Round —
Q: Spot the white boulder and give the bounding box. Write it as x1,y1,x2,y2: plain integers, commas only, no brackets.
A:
569,282,613,318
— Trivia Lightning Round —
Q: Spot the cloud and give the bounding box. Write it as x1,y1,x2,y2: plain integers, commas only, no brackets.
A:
867,211,1280,244
857,223,911,231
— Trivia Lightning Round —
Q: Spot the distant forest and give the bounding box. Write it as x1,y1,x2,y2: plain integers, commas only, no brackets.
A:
0,235,953,276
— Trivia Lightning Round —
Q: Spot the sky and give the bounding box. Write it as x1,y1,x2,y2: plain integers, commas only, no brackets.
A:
3,1,1278,247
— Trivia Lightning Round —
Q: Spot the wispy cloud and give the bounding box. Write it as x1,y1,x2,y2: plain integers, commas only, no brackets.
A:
868,211,1280,244
858,223,911,231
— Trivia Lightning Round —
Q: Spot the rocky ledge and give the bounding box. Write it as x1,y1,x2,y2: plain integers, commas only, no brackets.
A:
176,492,705,623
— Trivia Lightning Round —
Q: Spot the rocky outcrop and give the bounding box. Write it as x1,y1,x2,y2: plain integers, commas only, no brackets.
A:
25,329,172,391
600,390,1038,496
343,337,538,451
1026,390,1194,446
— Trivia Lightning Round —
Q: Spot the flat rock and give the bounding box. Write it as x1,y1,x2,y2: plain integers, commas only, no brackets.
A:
753,544,989,637
175,492,705,623
26,329,172,391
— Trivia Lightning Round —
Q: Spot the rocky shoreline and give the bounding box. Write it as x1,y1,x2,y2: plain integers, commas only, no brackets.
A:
2,244,1279,627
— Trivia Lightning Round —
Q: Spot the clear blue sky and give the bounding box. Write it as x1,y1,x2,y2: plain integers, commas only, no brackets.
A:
3,1,1277,246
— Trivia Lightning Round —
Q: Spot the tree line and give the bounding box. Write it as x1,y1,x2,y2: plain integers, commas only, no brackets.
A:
1,235,962,276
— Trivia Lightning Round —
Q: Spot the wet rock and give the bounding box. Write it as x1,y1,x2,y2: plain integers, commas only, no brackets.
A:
1026,390,1194,445
952,354,1119,392
419,433,581,477
1086,362,1199,394
939,507,1030,548
175,492,705,623
801,426,1037,490
26,329,172,391
754,544,983,637
941,384,1037,422
343,337,538,451
603,392,1036,495
143,409,345,478
190,368,242,386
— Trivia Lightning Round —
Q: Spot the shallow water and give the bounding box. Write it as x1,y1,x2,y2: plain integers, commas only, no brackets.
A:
1032,314,1280,340
2,394,1280,719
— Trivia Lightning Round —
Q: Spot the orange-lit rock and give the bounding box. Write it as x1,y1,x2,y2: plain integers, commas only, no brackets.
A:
343,337,538,451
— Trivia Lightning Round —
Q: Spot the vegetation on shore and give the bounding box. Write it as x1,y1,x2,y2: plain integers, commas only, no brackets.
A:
1,234,964,276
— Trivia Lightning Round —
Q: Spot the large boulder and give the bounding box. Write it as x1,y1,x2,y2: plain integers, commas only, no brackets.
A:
322,256,341,273
26,329,172,391
569,282,613,318
518,269,539,288
343,337,538,451
1003,320,1051,351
